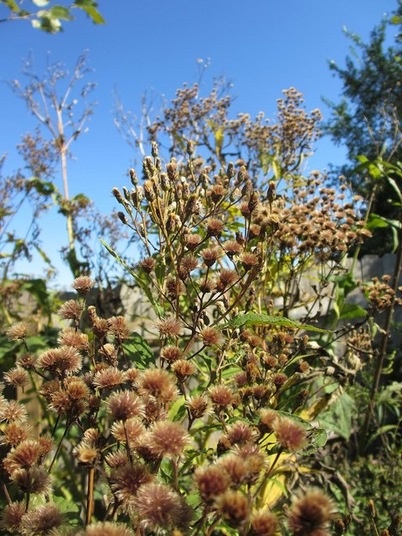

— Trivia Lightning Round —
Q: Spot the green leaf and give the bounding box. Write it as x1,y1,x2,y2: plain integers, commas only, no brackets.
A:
319,391,356,440
332,272,357,297
123,332,154,369
74,0,105,24
223,312,329,333
49,5,72,20
339,302,367,321
2,0,21,13
32,0,49,6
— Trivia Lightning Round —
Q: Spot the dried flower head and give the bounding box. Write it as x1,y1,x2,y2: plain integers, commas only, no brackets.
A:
58,328,89,351
93,367,126,390
20,503,62,535
11,466,52,495
74,442,99,466
0,421,31,447
157,317,182,338
202,247,222,267
206,218,225,238
171,359,196,382
147,420,190,458
107,390,143,421
0,400,28,423
184,233,202,250
6,321,31,341
138,368,178,404
186,395,210,420
135,482,188,532
110,418,145,446
217,453,248,487
108,316,130,341
224,421,259,446
139,256,156,273
215,489,250,527
209,384,237,409
37,346,82,377
3,367,29,389
273,416,307,451
160,345,183,363
110,463,153,511
195,465,230,502
287,489,336,536
249,508,278,536
0,501,25,533
49,377,89,419
217,269,238,290
58,299,84,322
200,326,222,346
72,275,94,295
4,439,45,475
98,343,119,365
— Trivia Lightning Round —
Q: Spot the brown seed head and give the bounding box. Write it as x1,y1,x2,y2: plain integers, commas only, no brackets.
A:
195,465,230,502
147,420,189,458
0,502,25,532
135,482,187,531
20,503,62,535
206,218,225,238
215,489,250,527
107,390,144,421
72,276,94,295
200,326,222,346
288,489,335,536
3,367,29,389
93,367,126,390
249,508,278,536
6,322,31,341
160,345,183,363
138,369,178,404
58,299,84,322
37,346,82,377
11,466,52,495
273,417,307,451
171,359,196,382
157,317,182,338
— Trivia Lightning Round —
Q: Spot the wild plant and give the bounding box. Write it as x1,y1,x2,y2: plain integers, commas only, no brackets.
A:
0,139,378,536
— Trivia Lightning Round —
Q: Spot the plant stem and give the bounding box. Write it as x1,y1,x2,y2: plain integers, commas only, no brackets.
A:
85,466,95,526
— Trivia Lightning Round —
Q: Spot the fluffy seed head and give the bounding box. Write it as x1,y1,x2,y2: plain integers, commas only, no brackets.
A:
287,489,336,535
273,417,307,451
147,421,190,458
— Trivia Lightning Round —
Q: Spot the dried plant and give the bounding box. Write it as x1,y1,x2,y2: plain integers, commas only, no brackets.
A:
1,130,388,535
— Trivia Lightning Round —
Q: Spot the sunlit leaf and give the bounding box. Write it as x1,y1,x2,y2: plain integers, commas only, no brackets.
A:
223,312,329,333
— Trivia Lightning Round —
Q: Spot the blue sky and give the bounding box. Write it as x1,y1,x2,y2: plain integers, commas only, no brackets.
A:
0,0,397,285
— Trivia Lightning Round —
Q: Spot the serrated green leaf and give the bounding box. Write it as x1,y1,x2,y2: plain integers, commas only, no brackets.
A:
223,312,329,333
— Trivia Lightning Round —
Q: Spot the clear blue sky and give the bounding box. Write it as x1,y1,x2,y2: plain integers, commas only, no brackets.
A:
0,0,397,285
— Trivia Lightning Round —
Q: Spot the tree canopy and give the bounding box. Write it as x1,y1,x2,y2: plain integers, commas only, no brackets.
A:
325,0,402,254
0,0,104,32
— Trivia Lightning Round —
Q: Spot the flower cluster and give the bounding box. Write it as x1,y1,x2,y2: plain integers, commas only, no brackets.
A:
1,140,376,534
